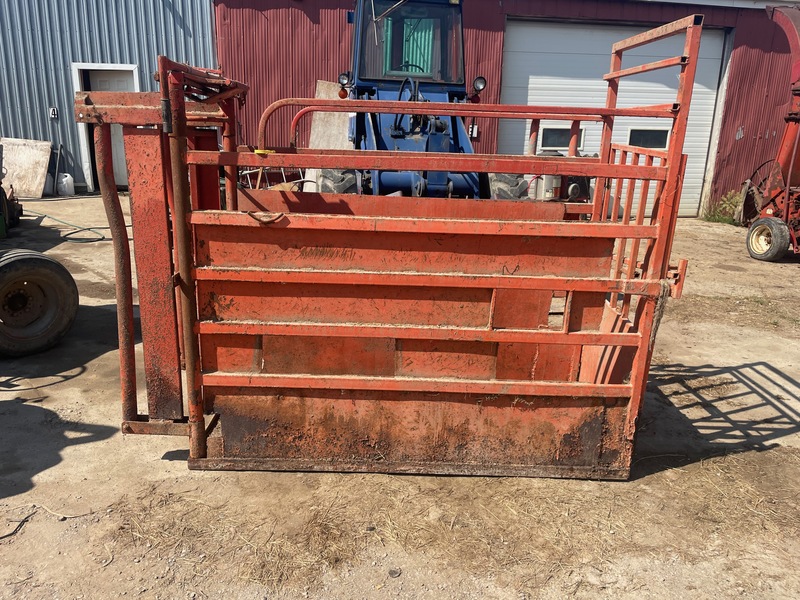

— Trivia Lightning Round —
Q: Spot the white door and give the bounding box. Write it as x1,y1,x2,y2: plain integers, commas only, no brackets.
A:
89,70,136,187
498,21,725,216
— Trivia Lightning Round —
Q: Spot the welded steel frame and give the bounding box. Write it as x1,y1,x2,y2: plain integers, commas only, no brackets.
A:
76,16,703,478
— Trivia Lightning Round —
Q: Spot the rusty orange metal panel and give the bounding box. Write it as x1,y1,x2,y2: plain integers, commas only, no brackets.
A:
194,226,616,276
236,189,568,220
203,390,630,478
263,336,396,377
198,281,494,327
395,340,498,380
122,128,183,420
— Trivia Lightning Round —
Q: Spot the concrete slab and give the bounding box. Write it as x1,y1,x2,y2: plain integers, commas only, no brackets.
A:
0,137,52,199
303,80,352,192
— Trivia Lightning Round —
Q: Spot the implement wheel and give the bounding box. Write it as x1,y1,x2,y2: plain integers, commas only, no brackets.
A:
319,169,358,194
489,172,528,199
0,249,79,357
746,217,790,262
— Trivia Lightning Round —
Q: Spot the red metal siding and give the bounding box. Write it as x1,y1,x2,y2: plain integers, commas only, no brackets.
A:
462,5,504,154
709,10,792,204
215,0,353,148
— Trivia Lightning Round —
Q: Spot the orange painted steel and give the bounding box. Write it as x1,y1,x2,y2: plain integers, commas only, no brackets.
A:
75,17,702,479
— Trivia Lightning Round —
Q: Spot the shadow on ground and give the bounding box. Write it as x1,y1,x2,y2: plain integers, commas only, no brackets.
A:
633,361,800,478
0,303,137,498
0,203,127,255
0,303,140,383
0,397,116,499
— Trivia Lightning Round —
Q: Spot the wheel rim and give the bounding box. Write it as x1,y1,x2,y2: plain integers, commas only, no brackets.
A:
0,276,60,341
749,223,773,255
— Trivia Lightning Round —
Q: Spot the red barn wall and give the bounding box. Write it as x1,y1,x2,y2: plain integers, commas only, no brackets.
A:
709,10,792,203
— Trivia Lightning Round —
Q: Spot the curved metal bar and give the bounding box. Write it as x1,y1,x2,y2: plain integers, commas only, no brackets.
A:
257,97,675,149
287,105,604,147
95,124,138,423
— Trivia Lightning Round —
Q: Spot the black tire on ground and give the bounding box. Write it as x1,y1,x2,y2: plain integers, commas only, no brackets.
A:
488,172,528,199
0,249,79,357
319,169,359,194
746,217,790,262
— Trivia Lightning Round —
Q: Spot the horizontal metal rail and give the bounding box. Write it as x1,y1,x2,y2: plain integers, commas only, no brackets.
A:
190,210,659,238
186,150,668,180
257,97,678,148
612,14,704,52
610,143,668,160
75,91,229,126
201,372,634,397
604,55,687,80
288,106,606,146
194,266,665,295
197,320,642,346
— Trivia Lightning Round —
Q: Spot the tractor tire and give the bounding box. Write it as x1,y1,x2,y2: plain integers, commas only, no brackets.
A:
489,172,528,200
0,249,79,357
746,217,790,262
319,169,359,194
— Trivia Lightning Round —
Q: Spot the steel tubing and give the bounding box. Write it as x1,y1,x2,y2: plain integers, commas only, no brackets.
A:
95,124,138,423
257,97,676,149
167,71,207,459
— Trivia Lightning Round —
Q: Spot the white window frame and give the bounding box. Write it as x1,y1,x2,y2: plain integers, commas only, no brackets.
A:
72,62,139,193
627,127,670,150
539,126,585,152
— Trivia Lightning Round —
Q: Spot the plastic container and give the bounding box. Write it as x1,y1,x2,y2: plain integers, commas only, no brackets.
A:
56,173,75,197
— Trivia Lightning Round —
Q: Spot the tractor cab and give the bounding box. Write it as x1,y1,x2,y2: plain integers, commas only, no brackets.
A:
350,0,467,100
332,0,488,197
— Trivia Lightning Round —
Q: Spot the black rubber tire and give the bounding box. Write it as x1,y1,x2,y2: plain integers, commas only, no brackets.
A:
0,249,79,357
319,169,358,194
488,172,528,199
746,217,790,262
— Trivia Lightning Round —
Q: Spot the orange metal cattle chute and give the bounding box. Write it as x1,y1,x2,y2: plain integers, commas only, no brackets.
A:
76,16,702,479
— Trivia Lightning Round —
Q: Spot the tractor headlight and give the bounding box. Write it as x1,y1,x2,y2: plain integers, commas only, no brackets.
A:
338,72,351,86
472,76,487,93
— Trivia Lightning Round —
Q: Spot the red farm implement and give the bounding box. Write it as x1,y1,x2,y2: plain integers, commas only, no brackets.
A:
741,6,800,261
75,16,702,479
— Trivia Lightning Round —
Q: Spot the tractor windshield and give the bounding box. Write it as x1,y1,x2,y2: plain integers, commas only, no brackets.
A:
359,0,465,84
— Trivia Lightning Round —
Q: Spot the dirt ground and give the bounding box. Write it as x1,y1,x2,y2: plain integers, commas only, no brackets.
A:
1,196,799,600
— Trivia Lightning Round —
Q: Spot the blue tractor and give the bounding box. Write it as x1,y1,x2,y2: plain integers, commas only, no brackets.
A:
321,0,527,199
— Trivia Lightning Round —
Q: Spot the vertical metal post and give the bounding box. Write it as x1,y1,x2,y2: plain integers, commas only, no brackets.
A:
645,17,703,279
222,99,238,210
95,124,138,423
568,120,580,157
528,119,540,156
592,49,622,222
167,71,207,459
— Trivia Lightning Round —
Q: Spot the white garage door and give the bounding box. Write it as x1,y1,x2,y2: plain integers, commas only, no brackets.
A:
498,20,726,216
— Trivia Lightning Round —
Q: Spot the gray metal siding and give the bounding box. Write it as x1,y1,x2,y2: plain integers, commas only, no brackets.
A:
0,0,216,187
